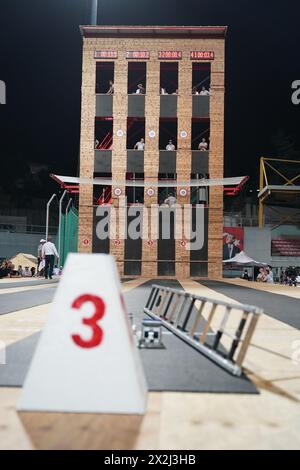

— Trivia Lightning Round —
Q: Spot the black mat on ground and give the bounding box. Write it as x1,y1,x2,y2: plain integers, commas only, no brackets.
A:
126,280,257,393
200,280,300,330
0,280,257,393
0,287,57,316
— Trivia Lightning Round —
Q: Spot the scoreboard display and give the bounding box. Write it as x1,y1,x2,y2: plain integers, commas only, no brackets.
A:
158,51,182,60
190,51,214,60
94,50,118,59
126,51,150,59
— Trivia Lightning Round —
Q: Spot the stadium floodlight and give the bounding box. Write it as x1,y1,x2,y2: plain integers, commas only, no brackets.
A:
91,0,98,25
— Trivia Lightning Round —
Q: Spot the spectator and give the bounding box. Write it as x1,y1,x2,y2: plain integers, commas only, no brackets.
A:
192,86,199,95
161,87,168,95
53,265,60,276
17,265,23,276
30,267,36,277
200,86,210,96
135,84,145,94
164,193,177,207
42,236,59,280
166,139,176,151
0,261,10,279
106,80,114,95
22,266,32,277
38,239,46,265
242,270,250,281
134,138,145,150
257,268,267,283
266,267,274,284
172,89,179,95
198,138,209,151
95,139,100,149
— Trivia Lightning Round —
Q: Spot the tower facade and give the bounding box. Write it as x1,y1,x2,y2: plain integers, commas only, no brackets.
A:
78,26,226,278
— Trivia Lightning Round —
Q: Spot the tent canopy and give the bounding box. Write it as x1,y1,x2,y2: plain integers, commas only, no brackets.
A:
9,253,37,269
223,251,267,266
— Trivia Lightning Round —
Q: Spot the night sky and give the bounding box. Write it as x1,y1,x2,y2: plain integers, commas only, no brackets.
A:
1,0,300,203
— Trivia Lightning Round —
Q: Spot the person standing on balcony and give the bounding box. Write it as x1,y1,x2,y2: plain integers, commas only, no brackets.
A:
135,84,145,94
134,138,145,150
198,138,208,151
166,140,176,151
42,236,59,280
106,80,114,95
200,86,210,96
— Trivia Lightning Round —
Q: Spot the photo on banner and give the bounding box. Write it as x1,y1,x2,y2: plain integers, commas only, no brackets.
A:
223,227,244,260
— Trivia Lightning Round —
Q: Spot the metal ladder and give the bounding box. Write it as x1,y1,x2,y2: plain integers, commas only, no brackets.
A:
144,285,263,376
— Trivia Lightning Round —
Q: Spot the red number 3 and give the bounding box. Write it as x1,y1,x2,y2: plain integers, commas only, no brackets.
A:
71,294,106,349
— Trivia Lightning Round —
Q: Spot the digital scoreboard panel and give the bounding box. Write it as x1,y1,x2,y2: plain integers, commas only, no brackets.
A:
158,51,182,60
190,51,214,60
126,51,150,59
95,51,118,59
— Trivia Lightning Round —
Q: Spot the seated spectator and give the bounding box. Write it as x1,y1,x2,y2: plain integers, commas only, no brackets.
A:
200,86,210,96
161,87,168,95
257,268,267,283
17,265,23,276
164,193,177,207
198,138,208,151
241,270,250,281
135,84,145,94
166,140,176,151
22,266,32,277
30,267,36,277
106,80,114,95
192,86,199,95
134,138,145,150
95,139,100,149
53,265,60,276
0,260,13,278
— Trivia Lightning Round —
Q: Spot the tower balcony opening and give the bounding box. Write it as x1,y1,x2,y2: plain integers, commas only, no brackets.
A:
96,62,114,94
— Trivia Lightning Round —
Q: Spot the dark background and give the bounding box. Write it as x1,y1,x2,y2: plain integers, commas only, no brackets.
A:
0,0,300,206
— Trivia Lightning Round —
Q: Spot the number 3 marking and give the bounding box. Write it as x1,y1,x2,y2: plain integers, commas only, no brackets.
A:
71,294,106,349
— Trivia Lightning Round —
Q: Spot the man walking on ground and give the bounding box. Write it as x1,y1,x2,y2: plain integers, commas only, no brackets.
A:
42,236,59,280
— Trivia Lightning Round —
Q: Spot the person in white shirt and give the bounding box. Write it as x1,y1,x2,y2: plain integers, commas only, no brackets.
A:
161,87,168,95
164,193,177,207
198,138,208,151
200,86,210,96
135,84,145,94
134,138,145,150
266,267,274,284
106,80,114,95
166,140,176,151
42,236,59,280
22,266,32,277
